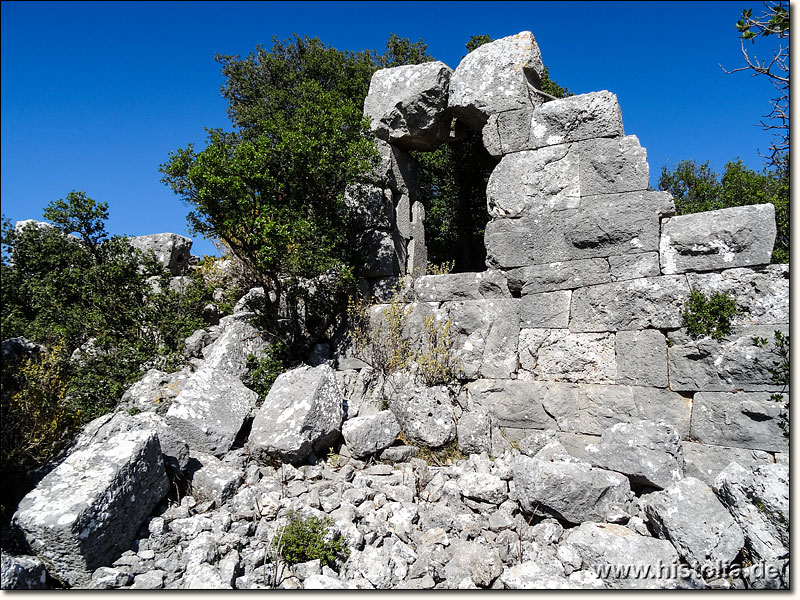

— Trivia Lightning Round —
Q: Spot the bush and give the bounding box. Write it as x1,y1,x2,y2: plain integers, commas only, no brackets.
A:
244,341,289,403
753,330,789,437
682,290,738,340
274,510,349,567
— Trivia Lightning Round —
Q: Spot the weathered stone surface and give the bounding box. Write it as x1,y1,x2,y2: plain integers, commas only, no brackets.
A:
443,299,519,378
615,329,668,388
513,455,632,524
358,230,398,279
644,477,744,570
608,252,661,281
668,325,789,392
413,270,510,302
713,462,789,562
456,410,492,454
518,329,616,383
519,291,571,328
585,420,683,489
387,373,456,448
448,31,544,129
12,430,168,587
186,451,243,505
129,233,192,276
248,365,344,464
660,204,776,274
342,410,401,458
459,472,507,505
344,184,392,231
444,540,503,587
685,265,788,325
570,275,690,332
201,317,269,378
482,107,534,157
682,442,774,486
374,140,419,199
689,392,788,453
120,368,190,414
407,201,427,277
499,561,572,589
507,259,611,294
1,553,47,589
1,336,45,367
364,61,453,151
577,136,650,197
528,91,624,150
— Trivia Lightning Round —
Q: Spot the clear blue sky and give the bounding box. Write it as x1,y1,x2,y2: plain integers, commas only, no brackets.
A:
2,1,780,256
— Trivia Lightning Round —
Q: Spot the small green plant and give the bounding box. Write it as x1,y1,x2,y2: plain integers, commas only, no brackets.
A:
127,406,142,416
415,440,464,466
426,260,455,276
274,510,349,567
244,341,289,402
416,314,460,386
681,289,738,340
753,330,789,437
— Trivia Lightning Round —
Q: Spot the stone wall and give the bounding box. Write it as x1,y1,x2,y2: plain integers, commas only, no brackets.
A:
341,31,789,477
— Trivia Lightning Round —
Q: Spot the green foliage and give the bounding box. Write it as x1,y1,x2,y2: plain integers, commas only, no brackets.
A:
658,159,788,263
274,510,349,567
753,330,789,436
465,34,493,54
244,342,289,402
539,66,572,99
682,290,738,340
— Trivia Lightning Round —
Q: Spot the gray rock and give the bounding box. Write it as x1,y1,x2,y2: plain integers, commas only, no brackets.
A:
689,392,788,453
374,139,419,199
413,271,511,302
358,229,398,278
344,184,392,232
570,275,690,332
482,107,535,157
685,264,788,325
660,204,776,274
456,410,492,454
342,410,401,458
304,573,348,589
513,454,632,524
518,329,616,383
713,462,789,562
387,373,456,448
585,420,683,489
459,472,507,505
608,252,661,281
507,259,611,295
129,233,193,275
12,430,169,587
1,553,48,589
518,291,571,328
232,286,265,314
682,442,774,485
89,566,133,589
644,477,744,570
364,61,453,151
1,336,45,367
248,364,344,464
181,563,230,589
499,561,573,589
131,569,166,590
186,451,243,505
448,31,544,129
407,201,427,277
527,91,624,149
183,330,210,359
615,329,668,388
444,540,502,587
668,325,789,392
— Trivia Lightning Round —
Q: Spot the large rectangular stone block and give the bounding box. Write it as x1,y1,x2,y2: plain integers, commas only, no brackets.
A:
660,204,776,274
608,252,661,281
518,290,571,328
518,329,616,384
616,329,668,388
13,430,169,587
506,258,612,294
690,392,788,453
528,91,625,149
465,379,558,429
570,275,690,332
413,270,511,302
682,442,776,486
668,325,789,392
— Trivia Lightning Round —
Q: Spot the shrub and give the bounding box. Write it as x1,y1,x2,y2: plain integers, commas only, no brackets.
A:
682,290,738,340
753,330,789,436
274,510,349,567
244,341,289,403
417,314,459,386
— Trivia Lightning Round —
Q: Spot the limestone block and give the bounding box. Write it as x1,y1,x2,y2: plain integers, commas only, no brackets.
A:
518,290,571,328
482,107,533,157
518,329,616,384
395,192,412,239
358,230,398,279
342,410,401,458
413,270,511,302
615,329,668,388
608,252,661,281
570,275,690,332
248,365,344,464
507,259,611,294
444,299,520,379
363,61,453,151
667,325,789,392
644,477,745,571
466,379,558,429
576,136,649,197
685,264,788,325
374,140,419,199
660,204,776,274
387,372,456,448
448,31,544,129
201,317,270,378
1,554,47,589
456,409,492,454
527,91,624,150
12,430,168,587
407,201,427,278
129,233,193,276
344,184,392,231
186,451,243,505
682,442,775,486
690,392,788,453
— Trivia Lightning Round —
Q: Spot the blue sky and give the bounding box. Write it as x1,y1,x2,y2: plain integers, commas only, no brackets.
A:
2,1,780,257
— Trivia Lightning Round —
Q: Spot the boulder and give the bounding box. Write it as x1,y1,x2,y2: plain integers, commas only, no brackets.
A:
713,462,789,562
185,451,243,505
1,553,48,589
387,372,456,448
518,329,616,384
448,31,544,129
569,275,690,332
129,233,193,275
363,61,453,151
458,472,507,505
513,454,632,524
443,540,503,587
248,365,344,464
660,204,776,274
1,336,45,367
527,91,624,149
413,271,511,302
498,561,573,589
615,329,668,388
681,442,774,486
584,420,683,489
342,410,401,458
456,410,492,454
357,229,398,279
344,184,392,231
643,477,745,571
689,392,788,453
120,367,190,415
12,430,169,587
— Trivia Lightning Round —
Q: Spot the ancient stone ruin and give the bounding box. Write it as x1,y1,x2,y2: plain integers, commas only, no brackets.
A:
3,32,788,590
